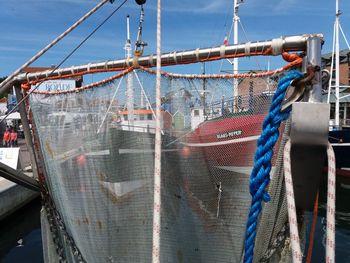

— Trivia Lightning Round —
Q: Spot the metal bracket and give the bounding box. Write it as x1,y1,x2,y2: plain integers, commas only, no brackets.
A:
290,102,330,146
289,102,330,210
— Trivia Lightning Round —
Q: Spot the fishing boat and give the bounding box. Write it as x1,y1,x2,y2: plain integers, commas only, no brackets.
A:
180,1,278,174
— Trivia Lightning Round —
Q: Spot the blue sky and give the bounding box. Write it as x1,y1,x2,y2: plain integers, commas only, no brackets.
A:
0,0,350,78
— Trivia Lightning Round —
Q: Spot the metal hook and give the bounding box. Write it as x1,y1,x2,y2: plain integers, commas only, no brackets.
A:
281,65,320,111
281,78,306,111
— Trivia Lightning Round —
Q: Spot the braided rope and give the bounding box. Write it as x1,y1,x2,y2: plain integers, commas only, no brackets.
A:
243,70,303,263
31,67,133,95
326,143,336,263
283,140,303,263
139,56,302,79
22,53,302,93
152,0,162,262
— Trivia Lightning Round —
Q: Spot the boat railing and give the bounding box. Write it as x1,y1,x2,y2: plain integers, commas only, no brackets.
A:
193,91,275,122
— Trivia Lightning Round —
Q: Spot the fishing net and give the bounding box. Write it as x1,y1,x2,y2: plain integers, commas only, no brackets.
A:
29,68,292,262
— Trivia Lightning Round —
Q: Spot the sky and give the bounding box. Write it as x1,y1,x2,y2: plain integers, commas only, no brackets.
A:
0,0,350,78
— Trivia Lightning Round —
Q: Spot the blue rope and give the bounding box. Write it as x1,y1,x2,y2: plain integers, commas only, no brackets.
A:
243,70,304,263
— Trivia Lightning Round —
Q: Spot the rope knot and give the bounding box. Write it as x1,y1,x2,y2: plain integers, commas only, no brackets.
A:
21,82,31,91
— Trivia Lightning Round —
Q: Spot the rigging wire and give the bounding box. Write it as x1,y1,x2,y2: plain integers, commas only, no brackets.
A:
219,19,234,73
238,19,273,90
219,5,265,74
0,0,111,93
0,0,129,126
239,20,263,71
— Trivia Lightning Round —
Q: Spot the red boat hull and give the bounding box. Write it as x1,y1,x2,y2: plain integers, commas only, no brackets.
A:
183,114,267,170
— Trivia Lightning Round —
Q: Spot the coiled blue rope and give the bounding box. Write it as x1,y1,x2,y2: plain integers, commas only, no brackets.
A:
243,70,304,263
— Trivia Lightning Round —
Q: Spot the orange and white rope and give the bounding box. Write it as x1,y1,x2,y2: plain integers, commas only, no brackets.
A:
284,140,336,263
283,140,303,263
152,0,162,262
30,67,133,95
139,56,302,79
22,52,302,95
326,143,336,263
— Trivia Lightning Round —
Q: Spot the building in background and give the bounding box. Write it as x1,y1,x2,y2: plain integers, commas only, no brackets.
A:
322,49,350,127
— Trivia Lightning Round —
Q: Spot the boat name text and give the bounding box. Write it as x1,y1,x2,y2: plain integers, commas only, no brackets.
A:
216,130,242,139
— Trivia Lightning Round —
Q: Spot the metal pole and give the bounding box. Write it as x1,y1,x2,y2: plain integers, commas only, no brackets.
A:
0,0,111,95
307,36,322,102
335,0,340,127
14,85,39,179
14,34,323,84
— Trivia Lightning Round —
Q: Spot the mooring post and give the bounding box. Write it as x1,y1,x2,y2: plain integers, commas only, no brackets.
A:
14,84,39,179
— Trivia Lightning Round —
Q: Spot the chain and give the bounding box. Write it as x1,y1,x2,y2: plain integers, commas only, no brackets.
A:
43,192,86,263
259,223,289,262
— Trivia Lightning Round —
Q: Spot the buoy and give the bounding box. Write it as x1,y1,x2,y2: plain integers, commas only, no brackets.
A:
77,154,87,166
180,146,191,158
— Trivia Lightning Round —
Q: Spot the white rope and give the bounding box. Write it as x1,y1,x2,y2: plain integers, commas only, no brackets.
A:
0,0,110,93
134,70,157,120
283,140,302,263
271,38,284,56
96,76,124,134
244,41,251,56
326,143,336,263
152,0,162,262
284,140,336,263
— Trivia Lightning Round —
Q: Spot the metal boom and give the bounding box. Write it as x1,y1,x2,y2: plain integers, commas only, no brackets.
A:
11,34,322,85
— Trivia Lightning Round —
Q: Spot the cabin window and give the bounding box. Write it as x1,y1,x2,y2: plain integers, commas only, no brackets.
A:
194,109,200,116
140,114,145,120
124,114,128,121
147,114,153,120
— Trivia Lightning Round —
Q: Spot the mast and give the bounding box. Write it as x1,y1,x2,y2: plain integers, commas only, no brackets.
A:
335,0,340,128
125,15,134,130
233,0,240,112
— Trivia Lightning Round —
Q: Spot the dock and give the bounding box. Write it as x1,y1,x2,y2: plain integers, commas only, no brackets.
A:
0,139,39,220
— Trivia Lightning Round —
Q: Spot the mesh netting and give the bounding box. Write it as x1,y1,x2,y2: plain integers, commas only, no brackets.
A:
30,69,290,262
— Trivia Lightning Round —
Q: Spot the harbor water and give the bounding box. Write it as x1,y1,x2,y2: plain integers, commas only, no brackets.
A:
0,178,349,262
0,198,43,263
